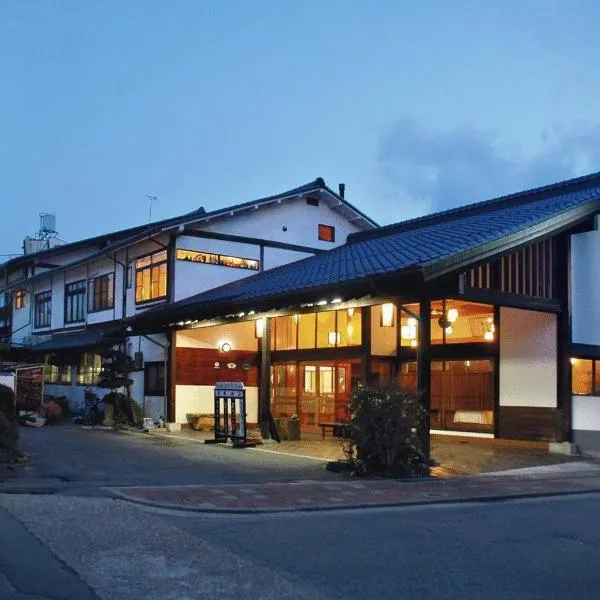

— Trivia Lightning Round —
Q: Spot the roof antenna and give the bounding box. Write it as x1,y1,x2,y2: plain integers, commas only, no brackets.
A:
145,195,158,224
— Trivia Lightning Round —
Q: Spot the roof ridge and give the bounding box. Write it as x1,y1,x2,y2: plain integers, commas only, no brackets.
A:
348,169,600,244
2,177,362,269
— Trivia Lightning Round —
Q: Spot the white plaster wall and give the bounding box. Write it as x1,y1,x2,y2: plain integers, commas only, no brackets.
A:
571,227,600,345
572,396,600,432
11,291,32,344
176,321,258,352
371,304,397,356
175,384,258,425
499,307,557,407
173,236,260,302
262,247,312,271
204,197,362,248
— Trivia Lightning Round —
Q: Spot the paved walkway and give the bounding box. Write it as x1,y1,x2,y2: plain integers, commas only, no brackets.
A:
108,462,600,513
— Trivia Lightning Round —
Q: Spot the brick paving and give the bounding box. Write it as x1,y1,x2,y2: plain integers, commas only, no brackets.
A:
110,467,600,513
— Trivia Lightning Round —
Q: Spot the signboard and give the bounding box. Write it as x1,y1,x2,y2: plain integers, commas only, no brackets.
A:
212,382,247,446
15,366,45,411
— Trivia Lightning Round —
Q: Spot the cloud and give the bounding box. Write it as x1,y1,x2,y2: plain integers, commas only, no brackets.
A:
375,118,600,222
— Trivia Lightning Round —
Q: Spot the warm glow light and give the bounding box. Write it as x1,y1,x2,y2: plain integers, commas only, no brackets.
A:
380,303,395,327
331,298,342,304
347,307,355,318
570,358,577,365
447,308,459,323
293,313,300,324
220,342,232,353
410,339,418,348
328,331,340,345
465,360,471,367
445,326,453,335
317,300,328,306
484,331,494,341
255,318,265,338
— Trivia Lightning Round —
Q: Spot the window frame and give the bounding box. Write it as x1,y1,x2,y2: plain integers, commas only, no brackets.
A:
15,290,26,310
318,224,336,243
76,352,103,386
34,291,52,329
88,273,115,313
44,361,72,385
144,361,166,396
135,250,168,305
571,357,599,396
64,279,87,324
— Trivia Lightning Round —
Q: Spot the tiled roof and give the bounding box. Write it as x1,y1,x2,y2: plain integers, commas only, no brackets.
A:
133,171,600,327
1,178,376,271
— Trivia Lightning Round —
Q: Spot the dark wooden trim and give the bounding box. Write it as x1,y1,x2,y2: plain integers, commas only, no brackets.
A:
497,406,557,441
259,245,265,272
87,272,115,314
571,343,600,359
555,233,572,442
167,330,176,422
179,227,326,255
259,317,272,438
459,286,561,312
493,305,500,438
63,278,87,325
167,234,176,303
272,346,362,363
360,305,372,385
398,342,496,361
418,297,431,460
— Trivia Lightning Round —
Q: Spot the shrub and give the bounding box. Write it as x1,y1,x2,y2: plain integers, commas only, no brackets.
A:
345,385,428,478
104,392,143,427
0,384,15,418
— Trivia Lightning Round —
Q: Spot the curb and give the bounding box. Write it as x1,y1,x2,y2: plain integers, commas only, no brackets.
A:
107,485,600,515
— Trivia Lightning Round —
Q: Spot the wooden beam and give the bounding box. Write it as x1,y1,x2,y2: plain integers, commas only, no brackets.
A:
167,330,176,423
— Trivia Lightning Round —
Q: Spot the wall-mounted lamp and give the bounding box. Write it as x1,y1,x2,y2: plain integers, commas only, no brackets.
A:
380,303,395,327
484,317,495,342
255,318,265,339
220,342,232,353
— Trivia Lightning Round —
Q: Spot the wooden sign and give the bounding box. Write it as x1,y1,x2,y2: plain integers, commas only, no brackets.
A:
15,366,45,411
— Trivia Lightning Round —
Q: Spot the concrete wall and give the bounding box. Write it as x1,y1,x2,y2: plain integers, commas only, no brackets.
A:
499,307,557,408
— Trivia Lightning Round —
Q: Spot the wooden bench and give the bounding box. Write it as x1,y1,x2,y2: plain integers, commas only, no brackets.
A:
318,422,350,439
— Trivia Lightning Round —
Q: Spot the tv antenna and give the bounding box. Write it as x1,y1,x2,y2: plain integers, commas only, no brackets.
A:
145,195,158,224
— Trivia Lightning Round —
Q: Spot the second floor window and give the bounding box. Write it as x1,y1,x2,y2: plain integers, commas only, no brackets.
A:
64,280,86,323
15,290,26,309
88,273,114,312
34,291,52,328
135,250,167,304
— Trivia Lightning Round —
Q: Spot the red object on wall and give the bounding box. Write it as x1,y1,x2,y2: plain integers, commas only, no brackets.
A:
176,347,259,387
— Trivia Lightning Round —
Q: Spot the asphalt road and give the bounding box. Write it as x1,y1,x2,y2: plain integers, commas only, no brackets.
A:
3,425,600,599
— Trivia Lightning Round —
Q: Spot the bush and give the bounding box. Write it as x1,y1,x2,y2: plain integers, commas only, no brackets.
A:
0,384,15,418
104,392,143,427
345,385,428,478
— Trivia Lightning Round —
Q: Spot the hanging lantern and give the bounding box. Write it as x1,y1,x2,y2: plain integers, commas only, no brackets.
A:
255,318,265,339
380,303,395,327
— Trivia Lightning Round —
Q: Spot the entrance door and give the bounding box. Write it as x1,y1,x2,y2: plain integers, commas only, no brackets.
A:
299,362,352,434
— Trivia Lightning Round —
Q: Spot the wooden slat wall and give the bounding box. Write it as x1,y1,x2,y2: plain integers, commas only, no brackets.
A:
430,372,494,411
498,406,556,441
176,347,259,387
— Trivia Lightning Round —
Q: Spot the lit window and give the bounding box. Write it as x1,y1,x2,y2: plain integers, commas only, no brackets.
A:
88,273,114,312
135,250,168,304
318,224,335,242
15,290,26,310
572,359,594,395
77,353,102,386
44,359,72,385
176,248,259,271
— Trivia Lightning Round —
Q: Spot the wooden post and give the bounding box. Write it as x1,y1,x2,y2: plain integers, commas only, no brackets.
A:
417,297,431,461
259,317,272,438
167,330,176,423
556,234,572,443
360,306,372,385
